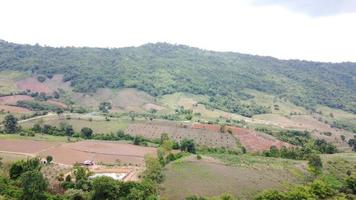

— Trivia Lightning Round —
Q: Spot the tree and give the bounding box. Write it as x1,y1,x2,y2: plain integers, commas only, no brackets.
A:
99,102,112,113
143,155,164,183
160,133,170,145
9,158,41,179
346,174,356,193
31,123,42,132
3,114,18,133
73,166,91,191
92,176,120,200
20,170,48,200
180,139,196,154
254,190,285,200
340,135,346,141
37,76,46,83
80,127,93,139
307,154,323,174
46,155,53,164
65,125,74,137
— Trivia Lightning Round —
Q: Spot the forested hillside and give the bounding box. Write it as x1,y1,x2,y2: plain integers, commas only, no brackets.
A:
0,40,355,116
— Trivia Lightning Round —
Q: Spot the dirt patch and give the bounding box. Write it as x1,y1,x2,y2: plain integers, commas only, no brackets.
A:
0,104,31,113
16,74,70,94
73,88,155,112
46,100,67,108
38,140,156,166
0,139,62,154
143,103,165,111
191,123,291,152
0,95,33,104
17,77,52,93
125,120,239,149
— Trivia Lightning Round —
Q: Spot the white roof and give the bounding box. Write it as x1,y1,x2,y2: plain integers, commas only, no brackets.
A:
89,173,127,180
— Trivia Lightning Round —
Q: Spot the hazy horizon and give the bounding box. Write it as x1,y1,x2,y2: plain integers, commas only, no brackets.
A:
1,0,356,62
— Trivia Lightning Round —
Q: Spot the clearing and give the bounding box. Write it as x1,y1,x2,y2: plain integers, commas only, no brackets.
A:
161,154,308,200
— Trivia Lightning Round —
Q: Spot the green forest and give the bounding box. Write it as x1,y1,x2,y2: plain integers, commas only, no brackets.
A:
0,40,355,116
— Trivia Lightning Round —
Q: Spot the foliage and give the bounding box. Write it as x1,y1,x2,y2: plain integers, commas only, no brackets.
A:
254,178,345,200
307,154,323,174
91,176,120,200
9,158,41,179
37,75,46,83
1,41,355,115
3,114,18,133
98,102,112,113
142,155,164,184
46,155,53,164
20,170,48,200
16,100,63,112
180,139,196,154
80,127,93,139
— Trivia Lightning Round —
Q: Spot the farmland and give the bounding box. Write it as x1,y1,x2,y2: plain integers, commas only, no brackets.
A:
125,120,240,149
192,123,291,151
160,155,308,200
0,137,156,166
20,114,129,133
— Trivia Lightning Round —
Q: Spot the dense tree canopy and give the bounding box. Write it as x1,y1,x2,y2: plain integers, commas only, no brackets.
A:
0,40,355,115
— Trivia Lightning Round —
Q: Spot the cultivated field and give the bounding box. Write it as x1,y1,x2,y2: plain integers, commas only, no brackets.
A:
191,123,291,151
72,88,156,112
16,74,71,94
161,155,308,200
0,137,156,166
125,120,239,149
38,140,156,166
0,71,28,94
20,115,129,134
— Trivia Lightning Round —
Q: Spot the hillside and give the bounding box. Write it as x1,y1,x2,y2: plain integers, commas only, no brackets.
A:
0,40,355,117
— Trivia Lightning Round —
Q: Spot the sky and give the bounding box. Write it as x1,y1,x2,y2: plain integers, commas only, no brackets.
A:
0,0,356,62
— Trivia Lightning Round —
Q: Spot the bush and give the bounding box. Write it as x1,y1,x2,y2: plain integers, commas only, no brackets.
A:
37,76,46,83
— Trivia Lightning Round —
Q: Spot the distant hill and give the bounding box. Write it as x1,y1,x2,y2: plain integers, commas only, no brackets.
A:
0,40,355,116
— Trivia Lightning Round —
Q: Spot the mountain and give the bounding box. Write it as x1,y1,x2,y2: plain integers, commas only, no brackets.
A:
0,40,355,116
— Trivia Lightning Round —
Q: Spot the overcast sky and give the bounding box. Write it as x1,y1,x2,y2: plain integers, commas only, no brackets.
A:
1,0,356,62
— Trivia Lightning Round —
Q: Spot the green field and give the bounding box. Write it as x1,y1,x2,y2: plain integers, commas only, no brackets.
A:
0,133,70,142
160,155,308,200
0,71,28,94
19,115,129,134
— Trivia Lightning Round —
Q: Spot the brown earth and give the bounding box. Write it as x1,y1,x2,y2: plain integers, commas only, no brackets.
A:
125,120,239,149
0,139,156,166
72,88,155,112
0,104,31,113
46,99,68,108
16,74,70,94
0,139,61,154
0,95,33,104
17,77,52,93
191,123,291,152
38,140,156,166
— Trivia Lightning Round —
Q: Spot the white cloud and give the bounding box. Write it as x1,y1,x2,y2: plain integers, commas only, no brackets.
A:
0,0,355,62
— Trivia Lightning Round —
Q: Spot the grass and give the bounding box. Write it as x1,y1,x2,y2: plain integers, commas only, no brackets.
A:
243,89,307,116
0,152,30,163
0,133,69,142
19,114,130,134
158,92,247,121
321,153,356,180
0,71,28,94
160,154,308,200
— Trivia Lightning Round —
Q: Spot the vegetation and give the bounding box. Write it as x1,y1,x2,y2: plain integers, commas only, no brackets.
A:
0,41,355,116
16,100,63,112
3,114,18,133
